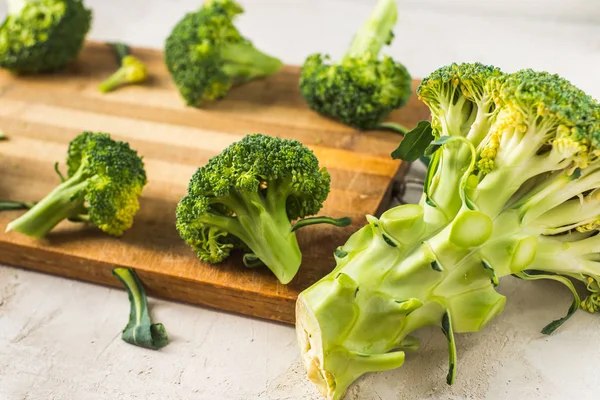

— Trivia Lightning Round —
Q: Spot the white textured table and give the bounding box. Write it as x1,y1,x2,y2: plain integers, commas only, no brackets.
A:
1,1,600,399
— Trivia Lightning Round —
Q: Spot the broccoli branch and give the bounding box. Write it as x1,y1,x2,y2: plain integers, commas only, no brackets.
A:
98,42,148,93
344,0,397,60
220,42,282,84
5,165,90,238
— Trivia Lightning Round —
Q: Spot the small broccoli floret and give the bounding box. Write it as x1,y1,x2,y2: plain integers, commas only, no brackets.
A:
6,132,147,238
296,66,600,400
176,134,334,284
299,0,412,130
98,43,148,93
164,0,282,107
0,0,92,73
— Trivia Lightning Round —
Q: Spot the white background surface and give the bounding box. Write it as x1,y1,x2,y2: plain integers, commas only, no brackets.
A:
1,1,600,399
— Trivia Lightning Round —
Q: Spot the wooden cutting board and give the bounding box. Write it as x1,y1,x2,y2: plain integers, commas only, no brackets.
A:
0,42,429,324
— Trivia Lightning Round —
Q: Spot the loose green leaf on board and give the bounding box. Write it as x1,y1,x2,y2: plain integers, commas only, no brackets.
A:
112,267,168,350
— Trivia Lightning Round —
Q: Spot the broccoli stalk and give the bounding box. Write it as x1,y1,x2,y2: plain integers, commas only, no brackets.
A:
6,132,147,238
98,43,148,93
296,64,600,400
6,166,89,237
299,0,412,130
176,134,347,284
343,0,397,61
165,0,282,106
219,41,283,85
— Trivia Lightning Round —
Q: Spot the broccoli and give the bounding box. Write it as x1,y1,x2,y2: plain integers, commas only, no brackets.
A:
98,42,148,93
176,134,350,285
164,0,282,107
6,132,147,238
0,0,92,73
299,0,412,130
295,64,600,400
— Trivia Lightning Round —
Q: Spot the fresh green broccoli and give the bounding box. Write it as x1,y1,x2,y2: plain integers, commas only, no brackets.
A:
0,0,92,73
176,133,350,284
98,42,148,93
6,132,147,238
299,0,412,130
164,0,282,107
295,64,600,400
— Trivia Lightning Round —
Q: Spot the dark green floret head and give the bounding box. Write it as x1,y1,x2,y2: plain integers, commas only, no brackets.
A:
0,0,92,73
176,133,331,284
298,0,412,129
65,132,148,236
416,62,503,136
6,132,147,238
164,0,282,107
300,53,412,130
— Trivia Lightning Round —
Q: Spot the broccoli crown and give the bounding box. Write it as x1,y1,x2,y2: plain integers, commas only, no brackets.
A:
299,53,412,130
417,63,503,133
66,132,147,236
164,0,281,107
183,133,330,219
176,134,330,283
0,0,92,73
487,69,599,156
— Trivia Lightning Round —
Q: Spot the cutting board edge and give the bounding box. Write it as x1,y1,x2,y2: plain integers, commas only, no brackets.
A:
0,240,298,324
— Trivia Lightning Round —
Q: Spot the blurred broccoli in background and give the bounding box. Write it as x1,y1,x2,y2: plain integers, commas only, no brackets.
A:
0,0,92,73
299,0,412,130
98,42,148,93
165,0,282,107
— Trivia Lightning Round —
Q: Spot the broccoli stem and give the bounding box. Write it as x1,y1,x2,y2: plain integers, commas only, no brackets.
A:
344,0,397,61
206,189,301,284
236,191,301,284
291,216,352,232
98,43,148,93
6,167,89,238
220,42,282,84
98,68,133,93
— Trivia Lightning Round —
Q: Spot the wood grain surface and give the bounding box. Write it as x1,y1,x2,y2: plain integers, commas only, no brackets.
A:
0,42,430,324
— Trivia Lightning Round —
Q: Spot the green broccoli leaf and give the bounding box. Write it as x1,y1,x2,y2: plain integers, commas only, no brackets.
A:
0,200,35,211
112,267,168,350
243,253,264,268
513,271,581,335
391,120,434,162
291,216,352,232
377,122,409,135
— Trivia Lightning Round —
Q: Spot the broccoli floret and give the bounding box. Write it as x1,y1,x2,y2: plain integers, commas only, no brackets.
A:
176,134,336,284
6,132,147,238
295,65,600,400
299,0,412,130
164,0,282,107
98,43,148,93
0,0,92,73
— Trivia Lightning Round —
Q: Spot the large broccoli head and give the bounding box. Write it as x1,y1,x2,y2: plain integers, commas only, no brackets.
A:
176,133,331,284
164,0,282,107
299,0,412,130
295,64,600,400
7,132,147,238
0,0,92,73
